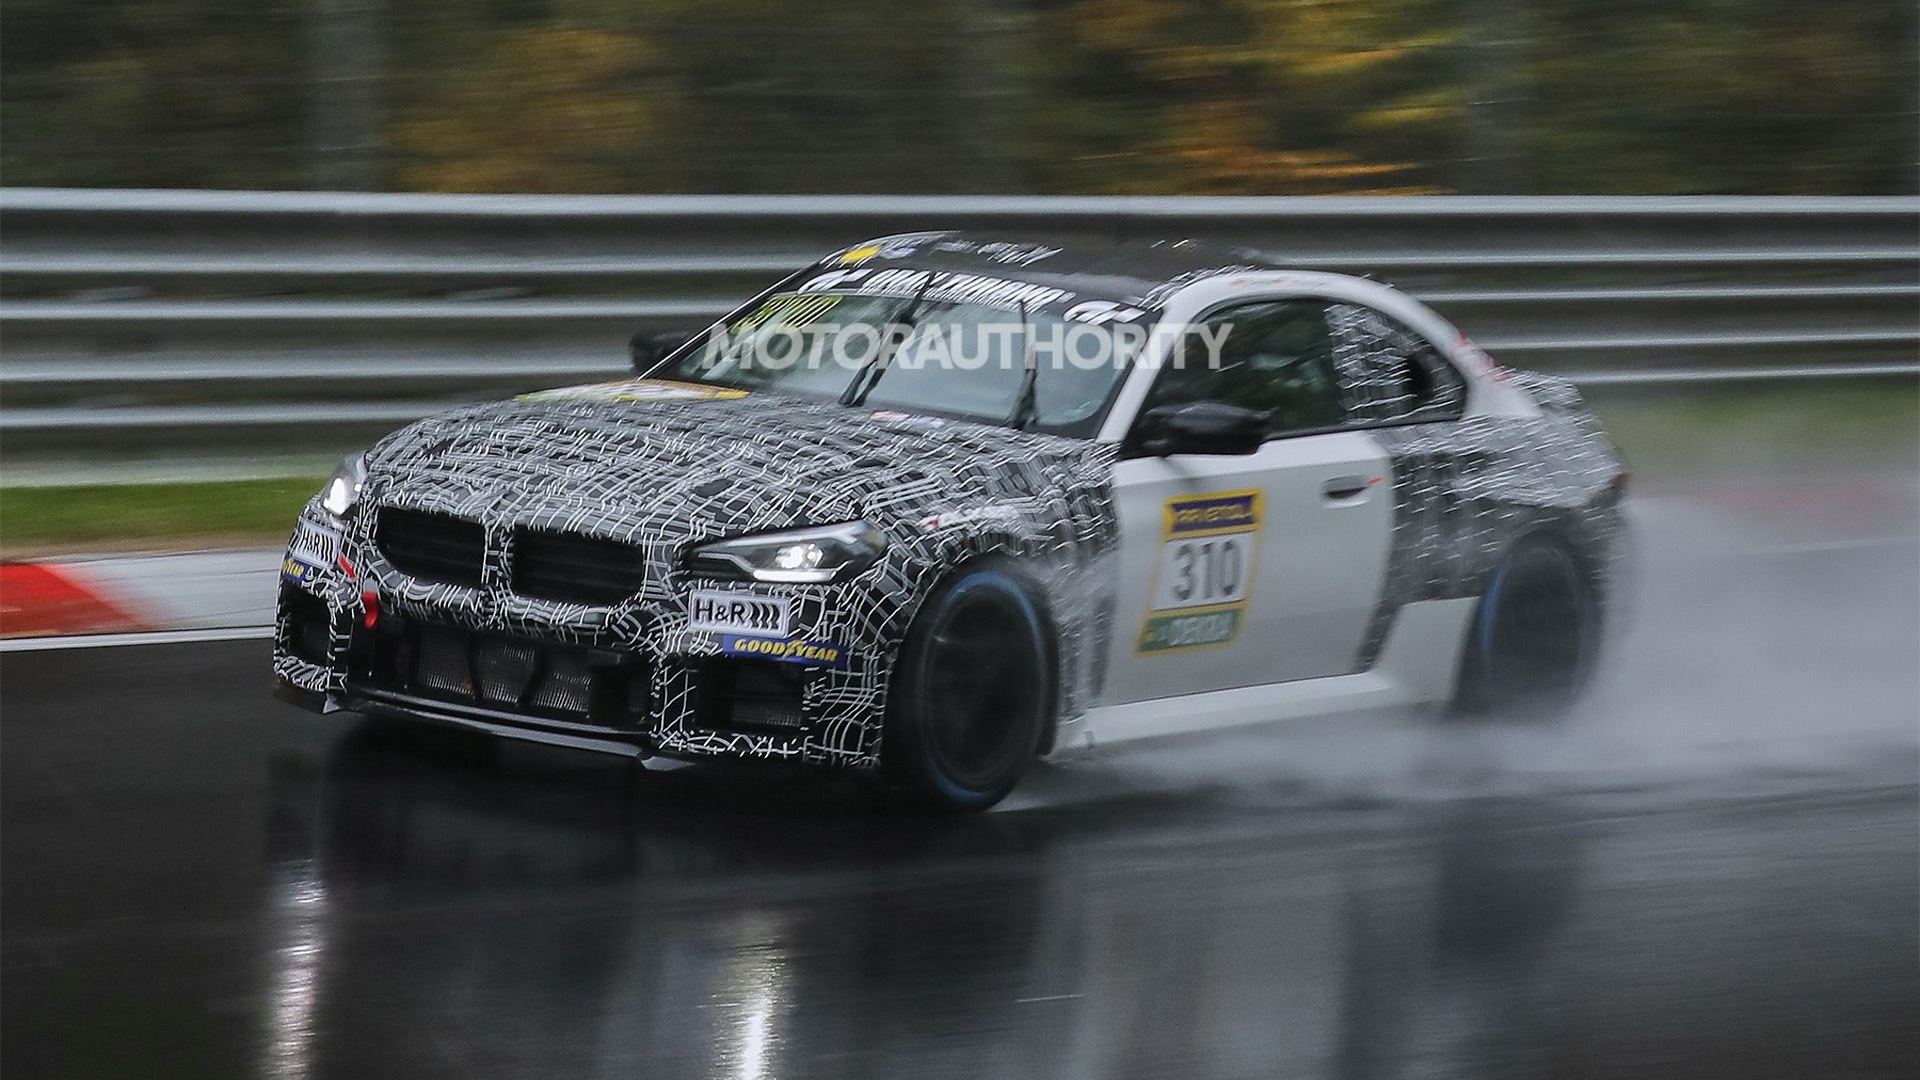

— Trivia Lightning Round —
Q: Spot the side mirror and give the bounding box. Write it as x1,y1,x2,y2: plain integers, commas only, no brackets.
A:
1136,401,1269,457
628,330,697,374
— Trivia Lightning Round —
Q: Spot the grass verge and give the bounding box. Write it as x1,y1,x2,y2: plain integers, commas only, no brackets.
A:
1585,380,1917,484
1,476,323,555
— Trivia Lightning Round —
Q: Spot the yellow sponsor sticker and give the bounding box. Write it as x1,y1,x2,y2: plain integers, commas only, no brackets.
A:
721,635,849,670
836,244,885,265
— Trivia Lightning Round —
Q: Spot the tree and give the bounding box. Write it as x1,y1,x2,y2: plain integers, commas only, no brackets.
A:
1021,0,1464,194
2,0,1912,194
390,24,669,193
0,0,306,188
1524,0,1918,194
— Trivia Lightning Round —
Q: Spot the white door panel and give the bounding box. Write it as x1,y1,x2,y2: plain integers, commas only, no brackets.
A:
1100,431,1393,705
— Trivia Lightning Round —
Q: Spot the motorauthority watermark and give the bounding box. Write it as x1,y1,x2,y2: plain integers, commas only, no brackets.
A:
686,314,1236,374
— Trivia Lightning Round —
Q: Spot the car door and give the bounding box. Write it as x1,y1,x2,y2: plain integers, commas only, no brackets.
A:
1099,297,1395,706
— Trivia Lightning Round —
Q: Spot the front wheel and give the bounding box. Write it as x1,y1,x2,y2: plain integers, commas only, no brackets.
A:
1454,534,1597,720
883,562,1054,812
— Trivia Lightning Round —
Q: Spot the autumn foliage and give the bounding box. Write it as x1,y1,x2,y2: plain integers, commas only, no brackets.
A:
1,0,1912,195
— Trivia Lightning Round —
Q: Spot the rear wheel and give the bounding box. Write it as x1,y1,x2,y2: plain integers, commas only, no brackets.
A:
1455,535,1596,719
884,562,1053,812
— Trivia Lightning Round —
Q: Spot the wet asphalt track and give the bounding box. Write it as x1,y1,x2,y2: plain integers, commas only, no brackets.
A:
4,483,1917,1079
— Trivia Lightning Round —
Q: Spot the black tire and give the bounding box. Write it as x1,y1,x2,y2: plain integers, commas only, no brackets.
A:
1455,534,1597,720
884,561,1054,812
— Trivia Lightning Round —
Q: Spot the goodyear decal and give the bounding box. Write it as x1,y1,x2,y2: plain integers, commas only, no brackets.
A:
518,378,747,404
281,555,324,586
1138,489,1262,654
721,635,849,670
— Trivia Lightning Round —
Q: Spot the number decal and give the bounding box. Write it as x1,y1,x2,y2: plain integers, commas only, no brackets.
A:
1138,490,1262,654
1156,536,1249,610
1171,545,1194,601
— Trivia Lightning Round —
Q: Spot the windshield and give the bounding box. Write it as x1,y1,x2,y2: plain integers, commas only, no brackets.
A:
661,291,1151,437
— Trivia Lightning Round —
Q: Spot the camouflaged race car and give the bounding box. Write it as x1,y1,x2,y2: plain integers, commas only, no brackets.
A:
275,233,1626,811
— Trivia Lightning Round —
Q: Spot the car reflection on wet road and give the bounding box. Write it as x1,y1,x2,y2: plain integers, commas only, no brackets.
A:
245,721,1910,1080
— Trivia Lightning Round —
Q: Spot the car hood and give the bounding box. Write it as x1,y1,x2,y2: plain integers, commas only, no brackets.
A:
361,379,1113,542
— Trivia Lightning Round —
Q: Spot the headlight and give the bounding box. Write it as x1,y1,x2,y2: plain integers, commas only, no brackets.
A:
319,452,369,517
687,521,887,584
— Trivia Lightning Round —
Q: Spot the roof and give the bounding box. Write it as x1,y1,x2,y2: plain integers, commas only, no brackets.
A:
811,232,1289,314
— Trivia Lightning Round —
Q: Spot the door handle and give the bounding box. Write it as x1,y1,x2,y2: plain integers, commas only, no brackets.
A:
1322,475,1376,501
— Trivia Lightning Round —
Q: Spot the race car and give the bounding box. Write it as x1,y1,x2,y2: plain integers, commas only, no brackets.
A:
275,233,1625,811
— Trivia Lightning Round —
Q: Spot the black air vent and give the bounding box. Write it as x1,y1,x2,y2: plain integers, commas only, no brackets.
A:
376,508,485,587
356,620,649,727
513,528,648,605
697,659,807,733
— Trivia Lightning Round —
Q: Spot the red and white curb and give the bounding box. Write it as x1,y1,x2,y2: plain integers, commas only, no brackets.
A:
0,562,149,637
0,549,280,645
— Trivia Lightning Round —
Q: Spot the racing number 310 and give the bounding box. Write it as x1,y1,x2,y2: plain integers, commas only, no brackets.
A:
1153,533,1252,611
1169,536,1245,605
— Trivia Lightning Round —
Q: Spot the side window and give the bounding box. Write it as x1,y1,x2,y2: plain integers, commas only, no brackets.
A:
1140,300,1345,438
1326,304,1467,424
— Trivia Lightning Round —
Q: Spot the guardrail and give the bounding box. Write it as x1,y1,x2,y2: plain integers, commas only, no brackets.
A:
2,190,1915,479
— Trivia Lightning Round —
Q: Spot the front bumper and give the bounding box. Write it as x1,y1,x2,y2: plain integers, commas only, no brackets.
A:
272,515,894,769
